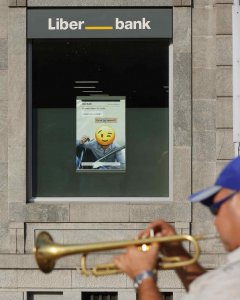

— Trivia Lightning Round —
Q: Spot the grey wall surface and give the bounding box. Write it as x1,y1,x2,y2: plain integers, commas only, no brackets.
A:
0,0,235,299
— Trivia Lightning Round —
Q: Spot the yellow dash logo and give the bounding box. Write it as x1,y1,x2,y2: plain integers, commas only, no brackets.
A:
85,26,113,30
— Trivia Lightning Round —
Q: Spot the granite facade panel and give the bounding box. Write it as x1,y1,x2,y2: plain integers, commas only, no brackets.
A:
192,100,216,131
173,147,191,203
0,39,7,69
192,68,216,100
216,4,232,35
192,161,216,192
216,35,232,66
28,0,174,6
193,36,215,68
216,97,233,129
192,7,216,36
216,129,234,159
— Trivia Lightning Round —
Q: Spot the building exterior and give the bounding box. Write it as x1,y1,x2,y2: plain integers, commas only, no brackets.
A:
0,0,234,299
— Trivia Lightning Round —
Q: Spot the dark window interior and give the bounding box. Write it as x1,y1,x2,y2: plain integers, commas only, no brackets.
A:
30,39,169,198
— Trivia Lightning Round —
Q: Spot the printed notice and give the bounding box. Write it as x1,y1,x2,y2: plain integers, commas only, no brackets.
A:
76,97,126,172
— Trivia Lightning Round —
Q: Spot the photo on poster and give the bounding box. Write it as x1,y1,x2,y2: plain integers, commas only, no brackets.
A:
76,97,126,172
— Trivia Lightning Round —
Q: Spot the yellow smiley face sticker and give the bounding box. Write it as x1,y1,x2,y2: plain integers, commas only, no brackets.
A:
95,125,115,146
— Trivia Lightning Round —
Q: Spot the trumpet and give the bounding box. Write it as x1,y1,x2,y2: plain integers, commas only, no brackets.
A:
33,231,218,276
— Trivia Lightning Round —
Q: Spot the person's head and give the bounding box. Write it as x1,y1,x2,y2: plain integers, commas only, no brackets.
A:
189,156,240,251
95,125,115,148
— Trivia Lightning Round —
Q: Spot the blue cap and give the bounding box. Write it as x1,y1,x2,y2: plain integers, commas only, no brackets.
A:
189,156,240,207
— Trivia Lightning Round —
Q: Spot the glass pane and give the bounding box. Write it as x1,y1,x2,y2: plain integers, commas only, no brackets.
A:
31,39,169,198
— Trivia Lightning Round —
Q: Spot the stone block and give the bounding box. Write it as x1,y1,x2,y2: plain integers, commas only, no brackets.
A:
8,62,26,147
0,192,8,223
193,0,214,6
181,0,191,6
192,202,213,222
216,0,232,2
193,36,215,68
0,254,18,268
216,36,232,66
0,101,8,133
173,291,187,300
175,222,190,229
9,203,70,222
173,147,191,203
0,38,7,69
216,160,230,177
0,101,7,162
17,0,26,5
72,270,126,288
0,270,17,288
173,0,181,6
17,254,36,269
199,254,222,269
192,68,216,100
157,271,182,289
192,161,216,192
0,162,7,191
193,100,216,131
130,203,191,222
0,70,7,100
8,145,26,194
216,129,234,159
70,203,129,222
173,53,191,147
0,131,7,162
17,228,24,253
173,7,191,54
62,229,136,245
8,8,26,148
192,221,225,254
27,0,173,6
0,292,23,300
0,3,8,38
8,0,16,6
118,290,136,300
0,225,10,252
9,228,17,253
9,222,24,229
17,270,71,288
216,66,232,97
216,4,232,35
64,291,80,300
192,7,216,36
192,130,216,162
8,188,26,204
216,97,233,128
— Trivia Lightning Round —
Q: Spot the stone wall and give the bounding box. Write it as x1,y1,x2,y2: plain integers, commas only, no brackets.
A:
0,0,235,299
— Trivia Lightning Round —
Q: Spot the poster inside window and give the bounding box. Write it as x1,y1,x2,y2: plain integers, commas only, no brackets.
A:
76,97,126,172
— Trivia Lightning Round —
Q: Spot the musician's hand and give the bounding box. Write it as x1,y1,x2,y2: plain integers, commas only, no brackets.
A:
139,220,184,256
80,136,90,144
113,244,159,279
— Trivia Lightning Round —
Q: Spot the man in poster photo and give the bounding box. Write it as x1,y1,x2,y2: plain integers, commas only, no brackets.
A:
76,125,125,170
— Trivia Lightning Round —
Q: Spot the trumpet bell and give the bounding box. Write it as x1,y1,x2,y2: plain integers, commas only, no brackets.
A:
34,232,56,273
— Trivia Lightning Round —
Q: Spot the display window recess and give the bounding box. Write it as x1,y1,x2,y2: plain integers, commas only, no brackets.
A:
27,8,173,202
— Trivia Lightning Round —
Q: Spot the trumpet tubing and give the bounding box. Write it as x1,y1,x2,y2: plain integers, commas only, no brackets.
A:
33,231,218,276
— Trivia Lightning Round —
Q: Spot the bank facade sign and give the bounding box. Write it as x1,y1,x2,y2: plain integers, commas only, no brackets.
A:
27,9,172,38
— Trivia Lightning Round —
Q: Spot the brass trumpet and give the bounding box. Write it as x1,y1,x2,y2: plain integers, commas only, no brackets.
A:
33,231,218,276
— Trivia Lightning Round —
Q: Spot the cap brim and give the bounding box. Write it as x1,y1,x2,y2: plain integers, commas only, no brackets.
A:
189,185,221,207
